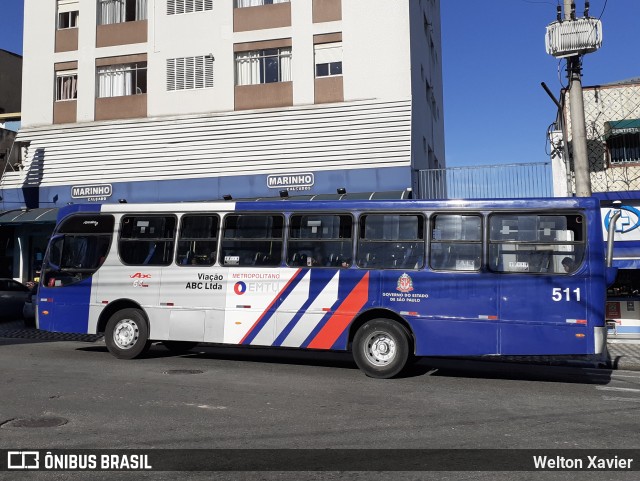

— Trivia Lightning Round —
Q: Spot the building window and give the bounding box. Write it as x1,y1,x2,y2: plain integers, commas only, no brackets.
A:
167,0,213,15
314,42,342,77
56,70,78,101
167,55,214,91
235,48,292,86
58,0,79,29
608,133,640,164
97,62,147,98
98,0,147,25
235,0,290,7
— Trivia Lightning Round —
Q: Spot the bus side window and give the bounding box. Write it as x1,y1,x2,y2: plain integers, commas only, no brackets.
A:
176,214,219,267
429,215,482,271
119,215,176,266
488,214,585,274
221,214,283,267
287,214,353,268
357,214,425,269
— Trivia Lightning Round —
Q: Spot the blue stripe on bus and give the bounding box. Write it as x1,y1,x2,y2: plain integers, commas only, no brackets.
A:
240,268,307,345
272,270,337,347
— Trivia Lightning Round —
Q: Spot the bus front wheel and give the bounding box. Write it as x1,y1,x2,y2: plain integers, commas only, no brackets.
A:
353,319,410,379
105,308,151,360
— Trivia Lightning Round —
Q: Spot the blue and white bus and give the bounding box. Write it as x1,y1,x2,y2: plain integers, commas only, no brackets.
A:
37,197,617,378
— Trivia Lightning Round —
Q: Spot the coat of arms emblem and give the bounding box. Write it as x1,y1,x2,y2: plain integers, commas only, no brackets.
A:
396,273,414,293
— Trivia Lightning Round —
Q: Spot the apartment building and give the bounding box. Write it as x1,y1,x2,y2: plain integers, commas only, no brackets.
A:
0,0,444,281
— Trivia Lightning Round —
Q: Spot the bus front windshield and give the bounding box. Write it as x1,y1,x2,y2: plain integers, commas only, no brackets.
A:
43,214,114,288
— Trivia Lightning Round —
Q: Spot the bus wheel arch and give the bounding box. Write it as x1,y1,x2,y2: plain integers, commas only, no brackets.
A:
349,309,415,379
97,299,147,334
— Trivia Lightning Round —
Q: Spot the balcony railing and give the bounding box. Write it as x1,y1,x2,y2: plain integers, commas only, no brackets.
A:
418,162,553,199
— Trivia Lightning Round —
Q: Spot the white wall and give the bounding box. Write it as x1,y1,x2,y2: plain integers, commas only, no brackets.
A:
22,0,57,127
342,0,412,102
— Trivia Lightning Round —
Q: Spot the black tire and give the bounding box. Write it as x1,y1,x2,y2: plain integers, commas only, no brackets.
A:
163,341,198,354
352,319,411,379
104,308,151,360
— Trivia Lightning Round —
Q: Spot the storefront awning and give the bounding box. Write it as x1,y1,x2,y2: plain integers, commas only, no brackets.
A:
613,258,640,269
0,208,59,225
605,119,640,139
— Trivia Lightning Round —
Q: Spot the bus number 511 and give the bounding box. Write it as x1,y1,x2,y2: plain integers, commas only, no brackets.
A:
552,287,581,302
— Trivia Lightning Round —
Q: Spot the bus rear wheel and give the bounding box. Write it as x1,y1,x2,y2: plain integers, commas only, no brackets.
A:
105,308,151,359
353,319,410,379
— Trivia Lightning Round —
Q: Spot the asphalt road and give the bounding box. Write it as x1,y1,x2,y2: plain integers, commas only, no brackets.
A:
1,335,640,481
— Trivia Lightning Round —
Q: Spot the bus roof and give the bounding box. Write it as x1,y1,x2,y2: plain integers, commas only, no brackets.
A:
57,197,600,219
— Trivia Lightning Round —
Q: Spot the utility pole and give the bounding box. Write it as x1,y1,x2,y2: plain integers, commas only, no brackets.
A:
546,2,601,197
564,0,591,197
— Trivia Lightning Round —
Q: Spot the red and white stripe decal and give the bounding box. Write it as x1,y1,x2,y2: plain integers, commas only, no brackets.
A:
307,272,370,350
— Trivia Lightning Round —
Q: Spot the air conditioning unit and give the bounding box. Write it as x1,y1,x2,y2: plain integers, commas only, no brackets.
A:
545,18,603,58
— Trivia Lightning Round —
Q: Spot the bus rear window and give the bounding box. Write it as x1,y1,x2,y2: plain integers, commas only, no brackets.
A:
488,214,585,274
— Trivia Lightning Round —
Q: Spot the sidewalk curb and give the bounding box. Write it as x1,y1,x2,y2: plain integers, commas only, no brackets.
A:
605,343,640,371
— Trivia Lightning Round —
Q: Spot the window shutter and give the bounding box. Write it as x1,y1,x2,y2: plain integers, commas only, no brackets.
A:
167,0,213,15
167,56,214,91
57,0,79,14
314,43,342,65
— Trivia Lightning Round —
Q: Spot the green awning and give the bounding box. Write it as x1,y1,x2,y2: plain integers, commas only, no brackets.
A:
605,119,640,138
0,208,59,224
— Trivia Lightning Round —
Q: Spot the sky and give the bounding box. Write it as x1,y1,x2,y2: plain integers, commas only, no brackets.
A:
0,0,638,167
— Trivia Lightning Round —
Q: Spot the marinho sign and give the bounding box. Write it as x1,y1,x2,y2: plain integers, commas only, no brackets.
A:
71,184,113,202
267,173,314,192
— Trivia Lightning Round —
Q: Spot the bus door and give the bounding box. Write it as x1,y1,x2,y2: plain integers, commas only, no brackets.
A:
413,213,499,356
488,213,589,355
158,214,222,343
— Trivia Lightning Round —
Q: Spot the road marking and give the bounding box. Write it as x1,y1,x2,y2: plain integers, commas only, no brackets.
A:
596,386,640,393
609,373,640,379
602,396,640,403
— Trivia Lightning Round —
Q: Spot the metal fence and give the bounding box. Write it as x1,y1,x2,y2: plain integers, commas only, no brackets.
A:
418,162,553,199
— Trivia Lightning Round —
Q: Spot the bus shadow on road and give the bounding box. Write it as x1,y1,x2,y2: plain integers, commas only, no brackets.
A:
76,343,614,383
78,343,361,371
413,357,613,384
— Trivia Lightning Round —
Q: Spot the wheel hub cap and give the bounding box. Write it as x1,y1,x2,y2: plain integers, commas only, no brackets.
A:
365,332,396,365
113,319,139,349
